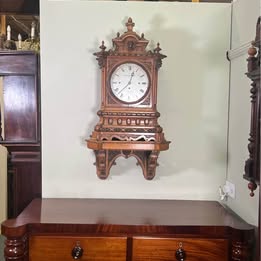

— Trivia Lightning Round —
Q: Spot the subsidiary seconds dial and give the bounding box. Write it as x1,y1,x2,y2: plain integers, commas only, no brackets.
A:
110,62,149,103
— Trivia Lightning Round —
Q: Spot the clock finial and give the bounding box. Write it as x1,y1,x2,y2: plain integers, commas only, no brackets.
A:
154,43,162,53
125,17,135,32
100,41,106,52
93,40,108,69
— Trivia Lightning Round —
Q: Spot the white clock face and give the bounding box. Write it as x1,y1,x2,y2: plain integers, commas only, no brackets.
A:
110,62,149,103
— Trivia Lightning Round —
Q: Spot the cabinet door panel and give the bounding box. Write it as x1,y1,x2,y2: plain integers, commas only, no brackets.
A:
0,53,37,74
29,236,127,261
132,237,228,261
9,152,41,217
3,76,38,142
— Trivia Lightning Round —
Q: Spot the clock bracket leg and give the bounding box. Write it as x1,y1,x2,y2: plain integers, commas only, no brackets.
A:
134,150,159,180
93,149,159,180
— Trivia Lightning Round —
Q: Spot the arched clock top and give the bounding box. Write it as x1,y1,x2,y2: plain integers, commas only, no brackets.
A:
93,17,166,69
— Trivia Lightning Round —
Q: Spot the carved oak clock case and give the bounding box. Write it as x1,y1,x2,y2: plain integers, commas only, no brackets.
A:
87,18,170,180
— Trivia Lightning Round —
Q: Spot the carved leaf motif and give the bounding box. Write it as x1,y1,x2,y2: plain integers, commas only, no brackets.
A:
95,150,107,179
108,60,119,69
108,150,119,163
140,96,150,106
107,94,117,105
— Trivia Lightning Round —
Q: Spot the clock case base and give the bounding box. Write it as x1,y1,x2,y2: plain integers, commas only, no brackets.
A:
88,140,169,180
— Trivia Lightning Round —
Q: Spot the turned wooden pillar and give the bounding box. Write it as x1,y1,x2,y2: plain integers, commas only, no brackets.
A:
4,235,28,261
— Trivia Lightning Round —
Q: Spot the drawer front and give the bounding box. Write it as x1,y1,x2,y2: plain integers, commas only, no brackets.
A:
132,237,228,261
29,236,127,261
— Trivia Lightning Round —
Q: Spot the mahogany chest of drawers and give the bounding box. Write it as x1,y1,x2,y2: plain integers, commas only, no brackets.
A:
1,198,254,261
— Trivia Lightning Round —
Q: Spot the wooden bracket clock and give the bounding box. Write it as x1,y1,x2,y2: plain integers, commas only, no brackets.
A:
87,18,170,180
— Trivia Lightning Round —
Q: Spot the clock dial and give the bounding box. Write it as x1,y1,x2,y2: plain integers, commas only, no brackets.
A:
110,63,149,103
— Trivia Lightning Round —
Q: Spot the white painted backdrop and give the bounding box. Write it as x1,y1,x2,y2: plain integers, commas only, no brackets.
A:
40,1,231,200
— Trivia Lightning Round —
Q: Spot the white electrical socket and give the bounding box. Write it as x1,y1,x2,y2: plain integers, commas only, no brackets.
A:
224,180,236,199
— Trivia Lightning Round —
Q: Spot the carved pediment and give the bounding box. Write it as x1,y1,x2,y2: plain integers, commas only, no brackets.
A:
111,18,149,55
94,17,166,69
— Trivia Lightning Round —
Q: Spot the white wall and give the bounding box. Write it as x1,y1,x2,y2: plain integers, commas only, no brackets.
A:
40,1,231,200
226,0,260,225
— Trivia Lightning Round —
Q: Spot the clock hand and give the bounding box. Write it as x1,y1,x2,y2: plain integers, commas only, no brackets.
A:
129,71,134,83
117,72,134,95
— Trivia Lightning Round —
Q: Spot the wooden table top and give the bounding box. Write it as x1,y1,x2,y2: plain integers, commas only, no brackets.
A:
1,198,254,238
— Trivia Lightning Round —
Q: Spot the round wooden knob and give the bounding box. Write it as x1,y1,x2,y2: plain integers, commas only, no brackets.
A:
71,243,83,259
175,243,186,261
248,45,257,56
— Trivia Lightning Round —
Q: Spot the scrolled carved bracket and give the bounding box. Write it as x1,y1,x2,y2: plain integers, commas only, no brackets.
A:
93,149,159,180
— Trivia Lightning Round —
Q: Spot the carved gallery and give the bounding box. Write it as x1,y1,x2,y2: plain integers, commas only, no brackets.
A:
0,0,259,261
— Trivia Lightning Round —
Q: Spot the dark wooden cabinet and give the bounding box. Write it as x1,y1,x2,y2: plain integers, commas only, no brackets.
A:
0,51,41,218
6,147,41,217
1,199,255,261
0,0,39,14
